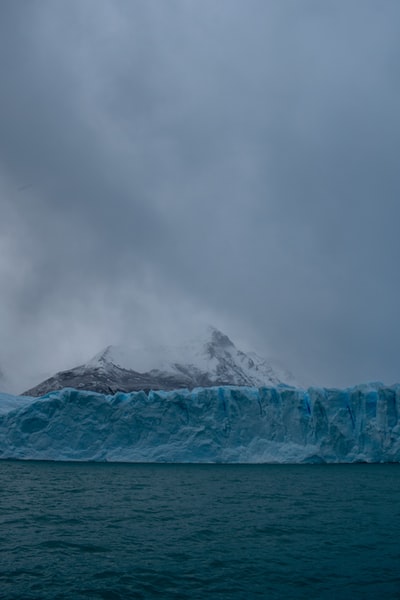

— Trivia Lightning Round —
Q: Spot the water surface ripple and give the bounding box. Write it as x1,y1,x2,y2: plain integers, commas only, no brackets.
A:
0,462,399,599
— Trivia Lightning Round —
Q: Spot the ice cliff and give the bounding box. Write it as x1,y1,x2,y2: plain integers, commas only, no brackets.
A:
0,384,399,463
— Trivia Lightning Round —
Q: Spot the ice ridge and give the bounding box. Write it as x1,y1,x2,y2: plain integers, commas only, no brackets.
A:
0,383,399,463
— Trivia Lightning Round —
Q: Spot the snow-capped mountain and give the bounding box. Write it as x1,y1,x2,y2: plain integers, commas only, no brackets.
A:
24,327,295,396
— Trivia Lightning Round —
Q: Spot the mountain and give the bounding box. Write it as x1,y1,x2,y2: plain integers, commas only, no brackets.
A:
1,383,399,463
24,327,295,396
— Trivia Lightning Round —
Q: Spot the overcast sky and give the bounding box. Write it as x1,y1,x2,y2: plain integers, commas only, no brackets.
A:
1,0,400,392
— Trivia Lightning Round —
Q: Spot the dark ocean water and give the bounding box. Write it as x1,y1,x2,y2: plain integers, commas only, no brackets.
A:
0,462,399,599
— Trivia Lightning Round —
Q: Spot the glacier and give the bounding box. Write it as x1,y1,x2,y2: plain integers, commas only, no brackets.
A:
0,384,400,463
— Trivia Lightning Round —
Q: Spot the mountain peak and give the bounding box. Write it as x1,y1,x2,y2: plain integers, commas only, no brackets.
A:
208,327,234,349
24,327,294,396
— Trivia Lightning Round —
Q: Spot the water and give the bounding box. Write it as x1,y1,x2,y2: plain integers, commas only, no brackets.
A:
0,462,399,599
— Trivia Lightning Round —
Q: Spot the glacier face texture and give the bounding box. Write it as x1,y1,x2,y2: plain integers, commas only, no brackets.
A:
0,384,400,463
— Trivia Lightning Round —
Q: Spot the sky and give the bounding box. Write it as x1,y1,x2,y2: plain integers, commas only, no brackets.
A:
1,0,400,392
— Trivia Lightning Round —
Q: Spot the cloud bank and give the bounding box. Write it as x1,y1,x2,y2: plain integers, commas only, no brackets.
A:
1,1,400,391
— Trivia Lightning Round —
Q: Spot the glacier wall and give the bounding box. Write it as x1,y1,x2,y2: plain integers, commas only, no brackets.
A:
0,384,400,463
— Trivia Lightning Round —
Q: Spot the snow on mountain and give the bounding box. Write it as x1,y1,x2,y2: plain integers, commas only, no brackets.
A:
1,382,399,463
24,327,295,396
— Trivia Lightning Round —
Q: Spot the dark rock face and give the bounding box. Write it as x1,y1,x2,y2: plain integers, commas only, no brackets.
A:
24,363,219,397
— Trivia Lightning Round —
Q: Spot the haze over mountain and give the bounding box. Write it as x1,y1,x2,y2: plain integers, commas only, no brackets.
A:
0,367,5,390
24,327,295,397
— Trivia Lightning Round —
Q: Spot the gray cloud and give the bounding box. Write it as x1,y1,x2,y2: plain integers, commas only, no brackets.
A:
1,0,400,391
